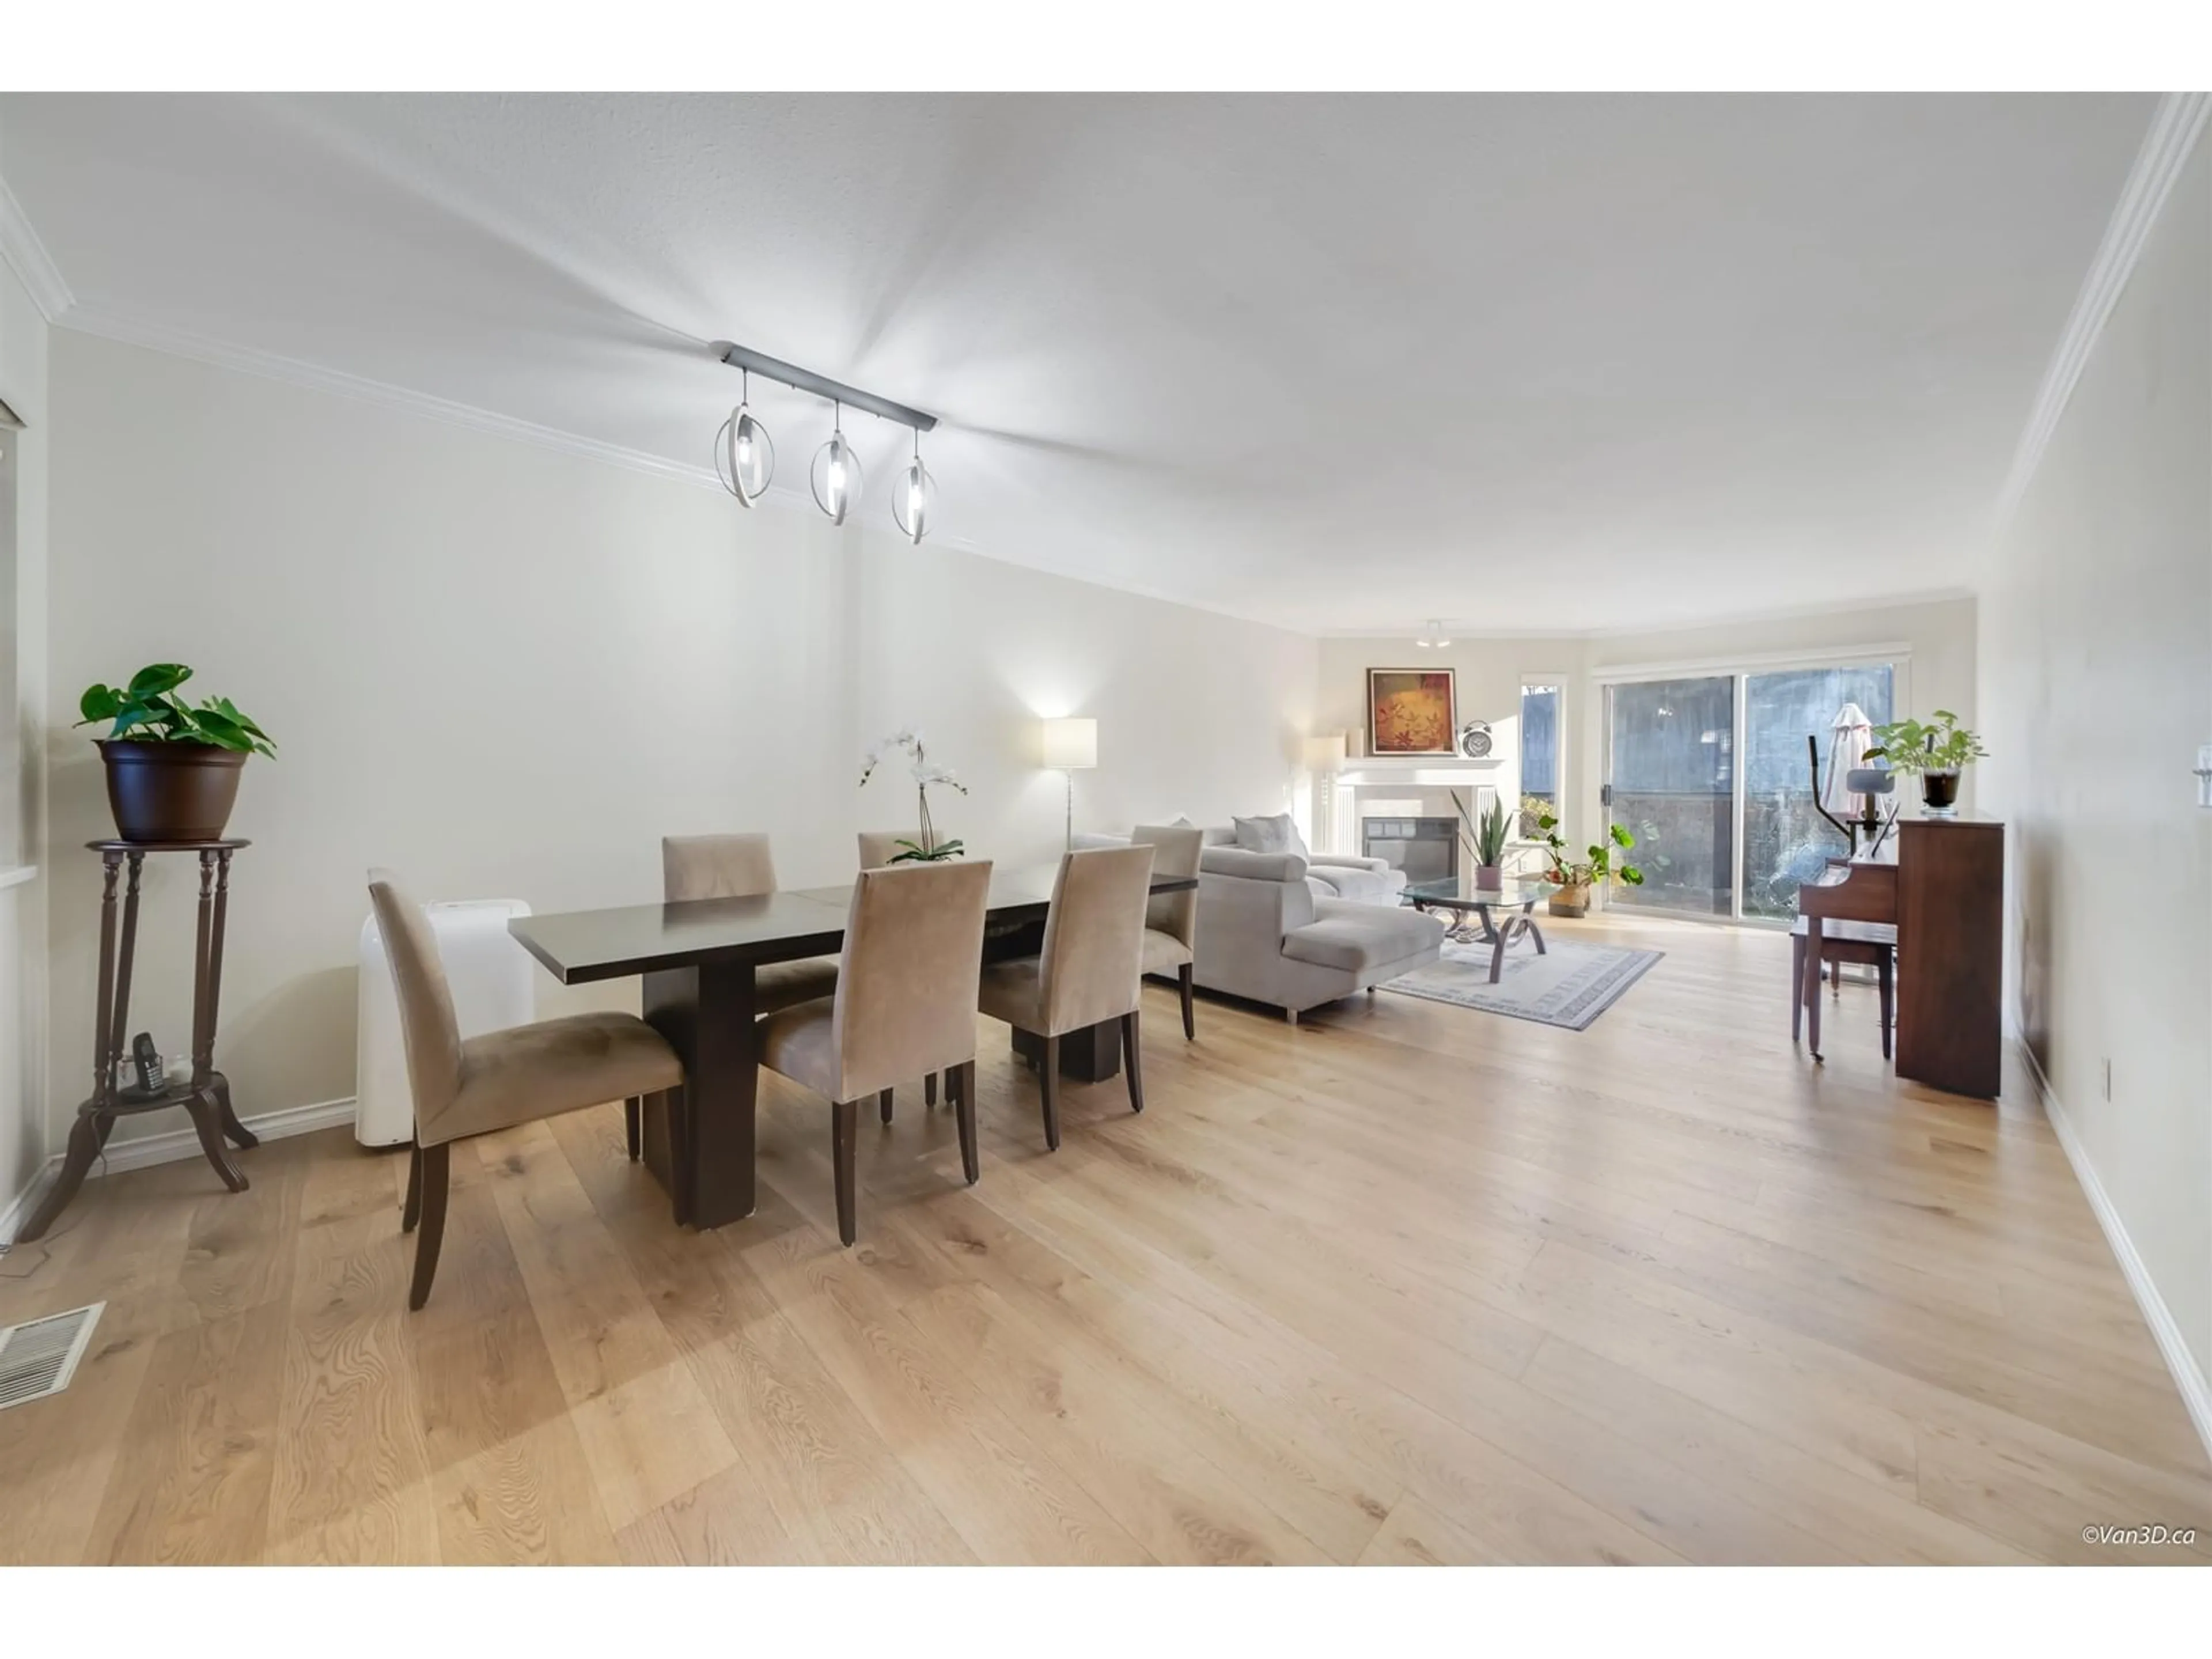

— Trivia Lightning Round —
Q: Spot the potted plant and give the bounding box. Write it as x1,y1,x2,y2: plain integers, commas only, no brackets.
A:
1466,796,1510,889
77,664,276,842
1865,709,1986,817
859,728,968,861
1537,814,1643,916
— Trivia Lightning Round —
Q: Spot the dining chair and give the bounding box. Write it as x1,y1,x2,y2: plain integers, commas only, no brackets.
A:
755,859,994,1245
653,834,839,1162
857,828,924,869
368,869,685,1310
1130,823,1204,1039
978,843,1156,1151
857,828,942,1112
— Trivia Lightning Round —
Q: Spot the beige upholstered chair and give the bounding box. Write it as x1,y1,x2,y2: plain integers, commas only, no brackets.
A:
856,828,944,1109
1130,824,1204,1039
653,834,840,1161
369,869,684,1310
755,859,994,1245
978,843,1156,1150
857,828,924,868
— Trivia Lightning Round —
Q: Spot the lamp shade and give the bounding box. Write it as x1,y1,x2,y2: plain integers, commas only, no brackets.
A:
1041,717,1098,770
1304,732,1347,770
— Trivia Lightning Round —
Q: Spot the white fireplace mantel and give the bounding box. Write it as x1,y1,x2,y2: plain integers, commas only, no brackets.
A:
1321,757,1504,855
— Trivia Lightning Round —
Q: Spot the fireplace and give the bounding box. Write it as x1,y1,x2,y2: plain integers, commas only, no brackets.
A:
1363,816,1458,884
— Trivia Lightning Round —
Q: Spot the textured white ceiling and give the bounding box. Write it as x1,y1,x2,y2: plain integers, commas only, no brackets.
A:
0,92,2154,633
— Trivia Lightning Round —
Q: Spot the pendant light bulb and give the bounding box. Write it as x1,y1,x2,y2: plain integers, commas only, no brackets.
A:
1416,619,1452,649
810,403,864,526
714,371,775,506
892,431,936,544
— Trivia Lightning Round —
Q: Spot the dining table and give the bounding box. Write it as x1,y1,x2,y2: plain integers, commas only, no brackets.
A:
508,863,1200,1229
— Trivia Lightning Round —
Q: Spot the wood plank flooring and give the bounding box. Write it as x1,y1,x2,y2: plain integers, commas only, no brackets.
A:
3,912,2207,1564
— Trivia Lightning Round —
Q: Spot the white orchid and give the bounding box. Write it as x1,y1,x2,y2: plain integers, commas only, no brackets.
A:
859,728,965,860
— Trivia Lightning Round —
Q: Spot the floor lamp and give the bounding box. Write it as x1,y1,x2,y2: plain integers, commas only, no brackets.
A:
1041,718,1097,847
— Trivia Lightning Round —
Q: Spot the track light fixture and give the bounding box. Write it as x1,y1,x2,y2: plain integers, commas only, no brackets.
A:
713,341,940,536
713,369,775,506
1415,620,1453,649
893,430,935,544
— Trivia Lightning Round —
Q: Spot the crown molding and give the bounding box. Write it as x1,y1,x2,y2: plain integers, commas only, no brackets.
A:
1994,91,2210,528
59,304,742,494
0,171,73,324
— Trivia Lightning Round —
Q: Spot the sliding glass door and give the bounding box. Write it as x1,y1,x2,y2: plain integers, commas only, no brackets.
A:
1604,657,1899,922
1604,677,1735,915
1740,664,1894,918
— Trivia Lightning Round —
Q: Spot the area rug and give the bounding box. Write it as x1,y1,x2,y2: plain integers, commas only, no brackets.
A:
1381,938,1664,1030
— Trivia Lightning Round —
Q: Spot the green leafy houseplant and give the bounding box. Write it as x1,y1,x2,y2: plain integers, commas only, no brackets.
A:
77,663,275,756
1863,710,1984,776
1537,813,1643,914
78,663,275,843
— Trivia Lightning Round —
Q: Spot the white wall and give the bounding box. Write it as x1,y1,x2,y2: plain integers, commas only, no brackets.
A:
0,239,51,1226
1316,596,1977,857
44,330,1314,1141
1979,137,2211,1385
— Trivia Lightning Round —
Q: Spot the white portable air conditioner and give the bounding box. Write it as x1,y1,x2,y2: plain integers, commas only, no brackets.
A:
356,897,535,1147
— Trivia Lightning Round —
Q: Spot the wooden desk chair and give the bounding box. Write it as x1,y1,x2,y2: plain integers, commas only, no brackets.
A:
369,870,685,1310
754,859,994,1245
979,844,1156,1150
1790,915,1896,1059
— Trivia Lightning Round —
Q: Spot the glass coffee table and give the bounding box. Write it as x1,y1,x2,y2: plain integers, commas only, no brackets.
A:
1402,874,1555,983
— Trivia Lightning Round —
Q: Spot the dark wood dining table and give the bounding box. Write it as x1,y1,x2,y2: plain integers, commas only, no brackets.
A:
509,865,1199,1229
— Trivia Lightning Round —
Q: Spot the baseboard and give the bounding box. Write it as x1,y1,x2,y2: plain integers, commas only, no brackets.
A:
2013,1033,2212,1463
1,1096,358,1247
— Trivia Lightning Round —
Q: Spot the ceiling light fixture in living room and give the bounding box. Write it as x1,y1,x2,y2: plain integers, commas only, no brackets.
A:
713,341,939,535
1415,620,1453,648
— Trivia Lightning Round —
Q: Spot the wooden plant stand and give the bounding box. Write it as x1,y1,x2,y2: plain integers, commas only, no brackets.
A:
17,839,255,1241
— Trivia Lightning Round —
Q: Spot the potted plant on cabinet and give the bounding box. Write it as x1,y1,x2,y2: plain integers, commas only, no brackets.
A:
859,728,968,861
1865,709,1986,817
1537,814,1643,916
77,664,276,842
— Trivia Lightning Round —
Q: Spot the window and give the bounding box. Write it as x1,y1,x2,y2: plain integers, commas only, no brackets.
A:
1518,682,1560,837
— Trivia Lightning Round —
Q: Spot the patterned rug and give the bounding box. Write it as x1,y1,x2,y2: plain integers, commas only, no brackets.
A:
1381,937,1664,1029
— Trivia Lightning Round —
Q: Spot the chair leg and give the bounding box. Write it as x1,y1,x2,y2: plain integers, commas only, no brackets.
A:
402,1136,423,1232
880,1087,895,1126
954,1060,980,1185
1790,933,1805,1041
925,1072,938,1107
624,1096,642,1161
832,1099,859,1247
1179,963,1195,1040
1877,949,1895,1061
1121,1010,1145,1114
407,1143,451,1311
1039,1035,1062,1151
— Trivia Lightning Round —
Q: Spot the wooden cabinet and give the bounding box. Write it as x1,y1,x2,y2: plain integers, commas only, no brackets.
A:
1894,819,2005,1099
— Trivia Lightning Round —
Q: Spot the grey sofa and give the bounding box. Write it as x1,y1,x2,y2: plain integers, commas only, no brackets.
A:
1188,824,1409,905
1191,846,1444,1020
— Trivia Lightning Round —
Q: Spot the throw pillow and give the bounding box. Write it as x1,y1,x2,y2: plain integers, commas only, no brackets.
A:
1233,812,1307,857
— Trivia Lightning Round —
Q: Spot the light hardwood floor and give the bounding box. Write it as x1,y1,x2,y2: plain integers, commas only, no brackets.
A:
3,912,2207,1565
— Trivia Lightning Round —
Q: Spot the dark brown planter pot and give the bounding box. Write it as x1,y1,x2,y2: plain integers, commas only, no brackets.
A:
1919,769,1961,816
97,740,248,842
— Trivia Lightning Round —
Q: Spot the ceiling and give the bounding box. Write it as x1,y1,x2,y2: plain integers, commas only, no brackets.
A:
0,92,2155,635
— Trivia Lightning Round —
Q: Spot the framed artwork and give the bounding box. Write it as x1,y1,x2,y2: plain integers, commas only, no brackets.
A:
1366,668,1459,756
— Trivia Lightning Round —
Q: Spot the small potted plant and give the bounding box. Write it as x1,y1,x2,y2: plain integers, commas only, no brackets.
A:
1537,815,1643,916
1865,709,1986,817
1466,796,1510,889
77,664,276,842
859,728,968,861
